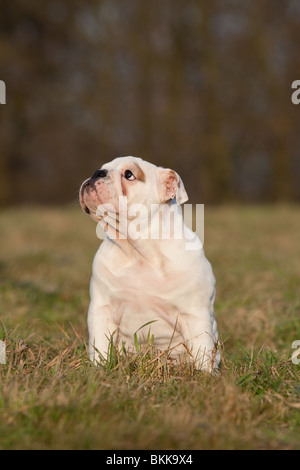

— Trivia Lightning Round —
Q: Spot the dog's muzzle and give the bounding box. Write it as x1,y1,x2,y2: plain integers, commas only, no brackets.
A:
80,168,108,214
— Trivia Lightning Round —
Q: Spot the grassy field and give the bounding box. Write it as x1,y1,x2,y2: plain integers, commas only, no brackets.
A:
0,205,299,450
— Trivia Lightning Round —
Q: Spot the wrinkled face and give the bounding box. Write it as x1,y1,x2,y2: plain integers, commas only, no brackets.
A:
79,156,188,225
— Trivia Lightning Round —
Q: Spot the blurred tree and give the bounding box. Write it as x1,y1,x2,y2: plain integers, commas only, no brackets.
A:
0,0,299,205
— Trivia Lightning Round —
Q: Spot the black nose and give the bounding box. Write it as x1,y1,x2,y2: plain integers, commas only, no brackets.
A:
91,169,107,179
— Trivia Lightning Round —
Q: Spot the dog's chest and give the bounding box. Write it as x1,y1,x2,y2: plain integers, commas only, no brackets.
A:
110,261,188,350
110,257,184,301
105,257,188,333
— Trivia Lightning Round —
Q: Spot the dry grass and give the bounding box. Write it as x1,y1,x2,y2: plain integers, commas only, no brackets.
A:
0,204,299,449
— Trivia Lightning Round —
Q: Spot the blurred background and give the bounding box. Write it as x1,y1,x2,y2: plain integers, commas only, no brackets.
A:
0,0,300,205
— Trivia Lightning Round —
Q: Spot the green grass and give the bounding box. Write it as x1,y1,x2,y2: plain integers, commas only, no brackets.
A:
0,205,299,449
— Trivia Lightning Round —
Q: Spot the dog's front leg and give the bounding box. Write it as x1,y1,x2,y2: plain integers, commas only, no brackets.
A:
87,302,118,365
182,310,220,372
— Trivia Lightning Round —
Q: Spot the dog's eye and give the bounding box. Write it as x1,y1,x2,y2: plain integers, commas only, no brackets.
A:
124,170,136,181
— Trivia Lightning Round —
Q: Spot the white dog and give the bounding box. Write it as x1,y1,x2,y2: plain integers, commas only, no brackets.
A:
79,156,220,372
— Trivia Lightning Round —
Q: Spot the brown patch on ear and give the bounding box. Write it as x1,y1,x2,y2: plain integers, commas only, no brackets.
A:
158,168,188,205
165,171,177,197
159,170,179,203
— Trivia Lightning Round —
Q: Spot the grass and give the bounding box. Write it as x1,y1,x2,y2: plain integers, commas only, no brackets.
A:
0,204,299,449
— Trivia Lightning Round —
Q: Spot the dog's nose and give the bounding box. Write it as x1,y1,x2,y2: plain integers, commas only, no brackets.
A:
91,169,107,179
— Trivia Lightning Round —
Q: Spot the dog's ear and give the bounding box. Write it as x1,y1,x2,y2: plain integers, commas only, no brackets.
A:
158,168,188,205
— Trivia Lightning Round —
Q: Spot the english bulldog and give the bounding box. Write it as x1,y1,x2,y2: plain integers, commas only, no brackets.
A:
79,156,220,372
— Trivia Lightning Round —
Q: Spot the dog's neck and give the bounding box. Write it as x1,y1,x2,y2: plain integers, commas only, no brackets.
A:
104,200,186,262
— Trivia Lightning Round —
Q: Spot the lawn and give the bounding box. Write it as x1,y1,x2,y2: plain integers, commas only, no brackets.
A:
0,205,299,449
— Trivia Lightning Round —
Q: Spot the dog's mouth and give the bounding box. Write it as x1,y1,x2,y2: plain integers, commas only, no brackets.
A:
80,176,116,219
79,171,122,226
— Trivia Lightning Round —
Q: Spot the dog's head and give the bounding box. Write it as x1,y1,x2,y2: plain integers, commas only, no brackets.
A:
79,156,188,224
